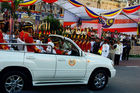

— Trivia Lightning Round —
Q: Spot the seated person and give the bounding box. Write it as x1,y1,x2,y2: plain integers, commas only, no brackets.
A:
46,41,56,54
54,41,69,55
17,37,25,51
0,29,9,50
36,40,46,53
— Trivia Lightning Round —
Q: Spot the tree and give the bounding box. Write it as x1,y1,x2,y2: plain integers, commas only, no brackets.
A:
43,14,63,35
1,0,31,19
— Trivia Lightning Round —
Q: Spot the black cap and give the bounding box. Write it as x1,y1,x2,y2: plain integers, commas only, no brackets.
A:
0,20,4,24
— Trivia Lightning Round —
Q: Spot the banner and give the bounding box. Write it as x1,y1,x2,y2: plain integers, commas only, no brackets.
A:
17,14,21,22
97,23,102,39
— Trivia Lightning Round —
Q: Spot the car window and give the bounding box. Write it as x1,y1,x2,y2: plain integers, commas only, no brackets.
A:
63,40,80,56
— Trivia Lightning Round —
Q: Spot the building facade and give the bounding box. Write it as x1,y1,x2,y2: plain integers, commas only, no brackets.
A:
77,0,140,10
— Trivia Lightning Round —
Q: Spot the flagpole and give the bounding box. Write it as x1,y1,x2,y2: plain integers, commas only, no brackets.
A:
10,0,14,43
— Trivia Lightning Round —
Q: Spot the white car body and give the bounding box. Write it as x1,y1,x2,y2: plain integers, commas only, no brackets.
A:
0,35,116,92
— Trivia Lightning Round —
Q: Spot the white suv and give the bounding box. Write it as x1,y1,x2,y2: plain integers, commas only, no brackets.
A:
0,35,116,93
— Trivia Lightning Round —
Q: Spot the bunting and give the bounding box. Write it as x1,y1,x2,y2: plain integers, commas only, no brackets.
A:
19,0,37,6
68,0,83,7
102,9,122,19
84,6,99,19
68,0,140,19
123,5,140,14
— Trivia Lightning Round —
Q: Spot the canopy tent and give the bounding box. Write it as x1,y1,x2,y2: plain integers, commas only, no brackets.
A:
55,0,107,20
54,0,140,35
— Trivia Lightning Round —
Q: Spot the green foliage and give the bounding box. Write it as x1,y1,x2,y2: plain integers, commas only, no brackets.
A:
0,0,31,19
130,55,140,57
43,14,63,34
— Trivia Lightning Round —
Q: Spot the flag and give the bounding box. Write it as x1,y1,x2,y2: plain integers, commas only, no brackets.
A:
98,46,102,55
97,23,102,39
98,17,115,28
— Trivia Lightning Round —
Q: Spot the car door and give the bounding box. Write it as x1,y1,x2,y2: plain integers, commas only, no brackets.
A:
24,51,57,81
55,39,87,80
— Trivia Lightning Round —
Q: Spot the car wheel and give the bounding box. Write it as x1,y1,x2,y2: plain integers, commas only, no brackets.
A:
88,70,108,90
0,71,26,93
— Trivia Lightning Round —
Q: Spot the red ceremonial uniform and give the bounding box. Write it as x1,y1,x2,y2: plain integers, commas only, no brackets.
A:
19,31,41,53
85,41,91,52
0,31,9,50
54,47,63,55
75,40,79,46
78,41,82,49
81,41,86,51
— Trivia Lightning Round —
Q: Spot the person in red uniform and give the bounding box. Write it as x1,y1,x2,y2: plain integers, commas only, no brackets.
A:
54,41,67,55
75,35,80,45
0,20,9,50
85,38,91,52
81,36,86,51
19,25,41,53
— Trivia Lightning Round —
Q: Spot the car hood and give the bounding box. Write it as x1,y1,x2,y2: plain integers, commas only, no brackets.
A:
85,52,113,65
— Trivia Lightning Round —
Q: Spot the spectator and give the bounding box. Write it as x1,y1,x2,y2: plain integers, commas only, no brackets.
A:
108,40,115,61
125,41,131,60
114,40,122,65
90,38,95,53
93,38,100,54
101,41,110,58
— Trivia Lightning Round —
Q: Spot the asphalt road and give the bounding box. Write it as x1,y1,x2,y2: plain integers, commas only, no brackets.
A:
22,66,140,93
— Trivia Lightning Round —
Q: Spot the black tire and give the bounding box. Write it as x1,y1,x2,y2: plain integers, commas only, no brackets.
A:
88,70,108,90
0,71,27,93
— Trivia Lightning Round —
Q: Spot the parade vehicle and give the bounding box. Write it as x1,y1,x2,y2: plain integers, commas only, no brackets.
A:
0,35,116,93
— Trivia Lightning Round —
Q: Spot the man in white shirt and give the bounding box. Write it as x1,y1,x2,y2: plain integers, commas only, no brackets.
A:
101,41,109,58
114,40,122,65
90,38,95,53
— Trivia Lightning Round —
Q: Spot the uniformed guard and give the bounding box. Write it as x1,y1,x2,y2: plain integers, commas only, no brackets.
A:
81,35,86,51
85,37,91,53
0,20,9,50
19,24,41,53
